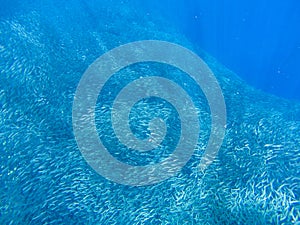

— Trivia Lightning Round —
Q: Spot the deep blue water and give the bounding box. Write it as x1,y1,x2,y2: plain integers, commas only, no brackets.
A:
2,1,299,101
0,0,299,224
137,0,300,101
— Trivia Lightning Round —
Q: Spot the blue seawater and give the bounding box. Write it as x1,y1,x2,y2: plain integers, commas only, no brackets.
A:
135,0,300,101
0,0,299,224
